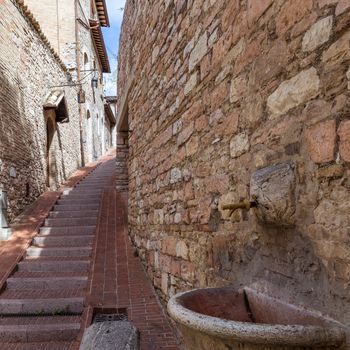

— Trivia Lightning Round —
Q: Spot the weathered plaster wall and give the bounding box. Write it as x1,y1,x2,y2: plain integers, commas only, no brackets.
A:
0,0,81,222
117,0,350,333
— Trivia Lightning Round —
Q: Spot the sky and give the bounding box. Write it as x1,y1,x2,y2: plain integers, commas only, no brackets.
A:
102,0,126,96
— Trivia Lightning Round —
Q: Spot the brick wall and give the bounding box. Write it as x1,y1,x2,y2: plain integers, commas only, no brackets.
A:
117,0,350,331
0,0,81,222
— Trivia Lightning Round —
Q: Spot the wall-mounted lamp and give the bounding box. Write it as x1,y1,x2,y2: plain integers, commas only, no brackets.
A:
91,70,99,88
91,76,98,88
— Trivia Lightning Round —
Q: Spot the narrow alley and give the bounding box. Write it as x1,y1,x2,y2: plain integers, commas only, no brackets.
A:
0,151,179,349
1,0,350,349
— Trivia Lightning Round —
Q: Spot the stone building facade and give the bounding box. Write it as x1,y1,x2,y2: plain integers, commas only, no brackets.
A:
0,0,81,223
117,0,350,336
24,0,112,163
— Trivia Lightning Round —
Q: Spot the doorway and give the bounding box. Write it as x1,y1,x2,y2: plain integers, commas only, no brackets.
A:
46,113,57,187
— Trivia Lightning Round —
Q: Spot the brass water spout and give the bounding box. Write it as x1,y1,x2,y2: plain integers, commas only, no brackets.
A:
222,200,257,217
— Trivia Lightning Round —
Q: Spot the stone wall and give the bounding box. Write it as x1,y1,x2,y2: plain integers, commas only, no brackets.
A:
0,0,81,222
24,0,109,164
117,0,350,333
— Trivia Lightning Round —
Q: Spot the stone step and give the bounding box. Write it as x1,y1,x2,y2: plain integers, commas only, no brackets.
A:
12,271,87,278
49,210,98,218
18,260,90,273
44,218,97,227
0,298,84,315
33,235,93,247
73,188,106,192
56,199,101,206
0,322,80,344
71,187,103,191
77,179,110,182
60,195,101,201
66,192,102,198
6,276,87,290
63,185,103,195
0,342,74,349
75,182,109,186
39,226,95,235
53,204,100,211
76,182,109,186
26,246,92,258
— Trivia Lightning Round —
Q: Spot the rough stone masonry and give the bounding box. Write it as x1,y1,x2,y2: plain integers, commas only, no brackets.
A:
0,0,81,222
117,0,350,334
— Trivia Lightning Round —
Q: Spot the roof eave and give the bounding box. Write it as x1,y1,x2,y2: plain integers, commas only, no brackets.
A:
95,0,110,27
89,19,111,73
104,104,116,125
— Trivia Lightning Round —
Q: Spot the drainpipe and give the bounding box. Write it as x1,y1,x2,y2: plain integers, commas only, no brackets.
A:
75,0,85,167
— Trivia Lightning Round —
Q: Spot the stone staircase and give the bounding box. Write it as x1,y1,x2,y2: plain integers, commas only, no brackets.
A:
0,165,112,349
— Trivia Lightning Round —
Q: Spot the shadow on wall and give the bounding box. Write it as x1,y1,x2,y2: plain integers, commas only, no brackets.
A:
0,70,46,222
56,127,67,183
210,224,350,328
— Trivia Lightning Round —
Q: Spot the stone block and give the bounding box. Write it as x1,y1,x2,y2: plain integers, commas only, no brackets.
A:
80,321,139,350
230,132,250,158
318,0,338,8
302,16,333,52
338,120,350,162
176,240,189,260
170,168,182,184
276,0,313,35
189,32,208,71
186,136,199,156
230,75,247,103
305,119,336,163
161,272,168,295
335,0,350,16
250,162,296,226
162,236,177,256
177,123,194,146
316,164,344,179
172,119,183,135
247,0,273,26
267,67,320,118
184,72,198,96
322,30,350,66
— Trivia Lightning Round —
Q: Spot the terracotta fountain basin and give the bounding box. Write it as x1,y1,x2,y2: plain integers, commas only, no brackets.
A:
168,287,346,350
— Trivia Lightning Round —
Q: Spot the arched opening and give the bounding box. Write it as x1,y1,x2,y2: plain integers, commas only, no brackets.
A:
85,110,93,163
46,113,57,187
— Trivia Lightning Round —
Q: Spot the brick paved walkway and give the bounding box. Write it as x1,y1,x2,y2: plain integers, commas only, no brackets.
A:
0,151,180,349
